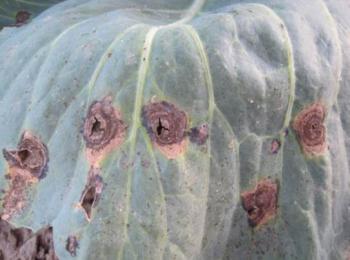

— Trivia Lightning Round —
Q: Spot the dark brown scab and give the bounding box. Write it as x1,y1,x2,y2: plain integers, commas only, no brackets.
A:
15,11,31,26
79,168,103,220
142,101,187,146
66,235,79,257
241,179,278,228
188,124,209,145
83,97,125,151
292,103,326,155
3,131,48,179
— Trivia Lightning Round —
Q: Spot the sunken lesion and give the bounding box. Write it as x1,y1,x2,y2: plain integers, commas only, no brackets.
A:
83,96,127,166
1,131,48,220
292,103,327,156
241,179,278,228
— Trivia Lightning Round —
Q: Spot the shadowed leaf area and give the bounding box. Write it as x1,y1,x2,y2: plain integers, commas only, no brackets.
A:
0,0,64,28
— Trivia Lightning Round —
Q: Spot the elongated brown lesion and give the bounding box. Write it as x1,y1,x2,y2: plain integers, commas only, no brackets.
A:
292,103,327,156
78,168,104,221
1,131,48,220
241,179,278,228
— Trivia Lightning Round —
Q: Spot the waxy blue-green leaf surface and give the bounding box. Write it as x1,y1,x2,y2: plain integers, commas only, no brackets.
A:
0,0,350,259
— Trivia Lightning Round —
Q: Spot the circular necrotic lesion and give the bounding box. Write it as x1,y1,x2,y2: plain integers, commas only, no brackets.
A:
141,101,187,146
83,97,124,150
293,103,326,154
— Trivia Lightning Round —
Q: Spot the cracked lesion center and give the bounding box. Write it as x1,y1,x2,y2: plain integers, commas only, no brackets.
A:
83,97,126,151
142,101,187,146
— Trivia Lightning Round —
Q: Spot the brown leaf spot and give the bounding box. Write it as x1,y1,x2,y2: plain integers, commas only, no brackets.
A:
79,168,103,221
189,124,209,145
1,170,33,220
270,139,281,154
15,11,31,27
241,179,278,228
142,101,188,158
3,131,48,179
1,132,48,220
292,103,326,156
66,235,79,257
83,96,126,166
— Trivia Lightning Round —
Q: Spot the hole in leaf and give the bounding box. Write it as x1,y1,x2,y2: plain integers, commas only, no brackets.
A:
79,168,103,220
91,117,102,136
81,186,96,219
17,149,30,164
156,118,169,137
